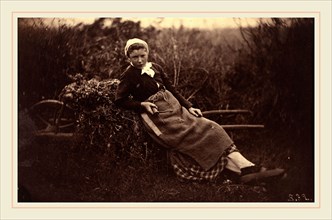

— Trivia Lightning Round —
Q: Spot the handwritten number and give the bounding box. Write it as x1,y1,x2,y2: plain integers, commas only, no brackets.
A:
288,193,312,202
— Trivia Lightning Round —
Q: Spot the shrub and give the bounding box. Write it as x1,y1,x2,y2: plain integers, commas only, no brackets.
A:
18,19,74,109
226,18,314,137
152,27,241,110
59,75,166,168
18,18,159,110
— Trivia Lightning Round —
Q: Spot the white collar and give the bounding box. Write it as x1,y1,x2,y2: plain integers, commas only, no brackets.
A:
140,62,155,78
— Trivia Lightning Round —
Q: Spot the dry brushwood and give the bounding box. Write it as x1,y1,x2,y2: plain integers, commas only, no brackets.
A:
59,75,163,165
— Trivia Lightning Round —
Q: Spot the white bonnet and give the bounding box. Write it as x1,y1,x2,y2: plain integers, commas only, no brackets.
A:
124,38,149,56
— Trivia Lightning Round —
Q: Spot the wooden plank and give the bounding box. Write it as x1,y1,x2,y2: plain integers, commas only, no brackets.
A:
202,109,252,117
222,124,264,129
34,132,75,138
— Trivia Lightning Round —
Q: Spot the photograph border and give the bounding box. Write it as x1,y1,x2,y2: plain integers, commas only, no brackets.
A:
1,1,331,219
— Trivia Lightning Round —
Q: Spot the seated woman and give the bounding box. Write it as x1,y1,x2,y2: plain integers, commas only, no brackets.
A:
115,38,285,184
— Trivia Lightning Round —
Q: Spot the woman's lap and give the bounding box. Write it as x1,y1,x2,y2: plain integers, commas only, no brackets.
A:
141,90,234,171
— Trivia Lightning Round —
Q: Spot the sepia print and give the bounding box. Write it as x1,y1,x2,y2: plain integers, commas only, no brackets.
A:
17,17,315,203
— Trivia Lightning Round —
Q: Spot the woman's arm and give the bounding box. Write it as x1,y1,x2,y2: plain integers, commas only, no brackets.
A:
158,66,202,117
114,72,143,112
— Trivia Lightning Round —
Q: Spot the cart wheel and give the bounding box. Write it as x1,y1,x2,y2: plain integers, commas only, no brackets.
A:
29,99,76,134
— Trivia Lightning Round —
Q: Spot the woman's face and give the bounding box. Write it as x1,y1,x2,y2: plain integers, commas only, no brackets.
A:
128,48,148,69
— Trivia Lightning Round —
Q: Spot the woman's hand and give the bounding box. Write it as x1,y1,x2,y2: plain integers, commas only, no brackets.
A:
188,107,203,117
141,101,158,114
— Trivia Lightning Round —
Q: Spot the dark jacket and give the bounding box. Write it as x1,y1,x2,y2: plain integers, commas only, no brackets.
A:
115,63,193,111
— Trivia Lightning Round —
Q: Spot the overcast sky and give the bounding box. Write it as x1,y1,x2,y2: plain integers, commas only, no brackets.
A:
55,17,261,29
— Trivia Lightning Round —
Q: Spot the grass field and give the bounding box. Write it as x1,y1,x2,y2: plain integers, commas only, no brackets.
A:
18,127,314,202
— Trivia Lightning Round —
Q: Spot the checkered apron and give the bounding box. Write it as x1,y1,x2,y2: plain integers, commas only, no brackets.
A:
170,144,238,181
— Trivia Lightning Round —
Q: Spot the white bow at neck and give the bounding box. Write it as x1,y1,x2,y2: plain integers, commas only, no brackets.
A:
130,62,155,78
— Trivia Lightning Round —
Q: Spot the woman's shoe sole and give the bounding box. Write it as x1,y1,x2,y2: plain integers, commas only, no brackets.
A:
240,168,286,184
